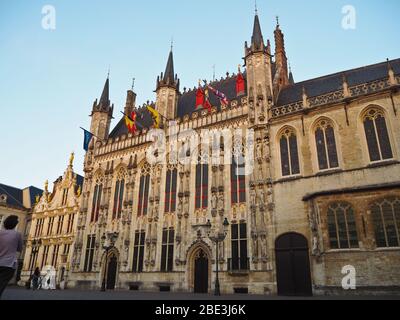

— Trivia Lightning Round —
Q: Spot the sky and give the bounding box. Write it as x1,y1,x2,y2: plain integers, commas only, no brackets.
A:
0,0,399,190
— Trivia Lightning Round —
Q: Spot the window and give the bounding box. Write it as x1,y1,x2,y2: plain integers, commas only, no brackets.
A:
371,197,400,248
165,167,178,213
63,244,71,255
279,128,300,176
314,120,339,170
195,158,208,209
83,235,96,272
66,214,74,233
363,108,393,162
231,144,246,204
90,183,103,222
56,215,64,234
138,166,150,216
230,222,248,270
41,245,50,269
112,179,125,220
160,228,174,272
62,188,69,206
47,217,55,236
51,244,60,267
327,202,359,249
132,230,145,272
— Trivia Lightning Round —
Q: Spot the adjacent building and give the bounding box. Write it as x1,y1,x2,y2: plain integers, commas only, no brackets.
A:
0,183,42,284
20,154,83,288
69,12,400,295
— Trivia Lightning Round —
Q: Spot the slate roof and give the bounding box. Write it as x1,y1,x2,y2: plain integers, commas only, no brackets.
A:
109,73,247,139
0,184,43,210
276,59,400,106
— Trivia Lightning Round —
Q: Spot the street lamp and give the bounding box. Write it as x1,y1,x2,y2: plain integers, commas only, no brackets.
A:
27,239,41,289
100,232,118,292
205,217,229,296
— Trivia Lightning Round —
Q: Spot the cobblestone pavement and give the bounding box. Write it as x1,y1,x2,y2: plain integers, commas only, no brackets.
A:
2,286,399,300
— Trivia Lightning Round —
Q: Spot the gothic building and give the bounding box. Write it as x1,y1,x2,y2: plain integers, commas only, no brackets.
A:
69,12,400,295
20,154,83,288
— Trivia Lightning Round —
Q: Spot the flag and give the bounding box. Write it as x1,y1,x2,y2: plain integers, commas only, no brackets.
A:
203,88,212,112
81,128,94,151
195,87,205,109
125,111,137,134
147,105,160,128
236,66,245,96
207,85,229,106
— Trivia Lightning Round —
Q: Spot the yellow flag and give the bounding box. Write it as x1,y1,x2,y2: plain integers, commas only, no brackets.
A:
147,105,160,128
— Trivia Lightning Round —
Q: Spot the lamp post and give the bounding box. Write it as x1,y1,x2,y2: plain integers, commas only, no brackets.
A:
100,232,118,292
205,217,229,296
27,239,41,289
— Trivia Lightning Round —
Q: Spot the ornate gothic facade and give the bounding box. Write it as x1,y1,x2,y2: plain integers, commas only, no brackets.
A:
68,13,400,295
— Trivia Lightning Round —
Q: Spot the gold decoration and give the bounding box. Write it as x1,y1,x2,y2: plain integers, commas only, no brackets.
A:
77,185,82,197
69,152,75,166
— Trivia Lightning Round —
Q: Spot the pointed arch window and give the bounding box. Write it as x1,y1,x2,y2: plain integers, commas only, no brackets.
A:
137,164,150,216
112,171,125,220
279,128,300,176
314,119,339,170
195,153,209,209
231,142,246,204
165,166,178,213
327,202,359,249
363,108,393,162
90,178,103,223
371,197,400,248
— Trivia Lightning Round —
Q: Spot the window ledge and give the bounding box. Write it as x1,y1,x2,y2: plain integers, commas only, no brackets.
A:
315,168,343,176
325,249,361,253
276,175,303,183
367,159,399,168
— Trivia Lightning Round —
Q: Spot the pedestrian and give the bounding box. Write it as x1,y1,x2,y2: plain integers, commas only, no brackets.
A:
0,215,23,299
31,267,41,290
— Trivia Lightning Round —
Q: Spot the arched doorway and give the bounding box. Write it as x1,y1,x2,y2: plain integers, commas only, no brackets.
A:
106,252,118,290
275,233,312,296
194,249,209,293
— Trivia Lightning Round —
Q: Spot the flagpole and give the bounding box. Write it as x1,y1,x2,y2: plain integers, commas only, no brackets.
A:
79,127,104,142
120,111,145,130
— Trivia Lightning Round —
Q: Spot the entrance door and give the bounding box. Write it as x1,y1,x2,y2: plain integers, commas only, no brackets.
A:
106,254,118,290
275,233,312,296
194,249,208,293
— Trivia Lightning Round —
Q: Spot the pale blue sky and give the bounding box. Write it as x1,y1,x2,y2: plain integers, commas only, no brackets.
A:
0,0,399,189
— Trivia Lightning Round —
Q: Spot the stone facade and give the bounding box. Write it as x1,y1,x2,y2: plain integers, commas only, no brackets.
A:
20,154,83,288
68,13,400,295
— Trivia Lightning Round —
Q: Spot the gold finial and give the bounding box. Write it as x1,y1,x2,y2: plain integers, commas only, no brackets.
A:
77,185,82,197
44,180,48,192
35,195,40,204
69,152,75,167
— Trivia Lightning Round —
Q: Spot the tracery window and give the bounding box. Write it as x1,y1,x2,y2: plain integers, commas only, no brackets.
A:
230,222,248,271
279,128,300,176
83,234,96,272
195,151,209,209
371,197,400,248
231,141,246,204
160,227,174,272
137,163,151,216
132,230,145,273
327,202,359,249
165,165,178,213
314,119,339,170
90,176,103,223
363,108,393,162
112,169,126,220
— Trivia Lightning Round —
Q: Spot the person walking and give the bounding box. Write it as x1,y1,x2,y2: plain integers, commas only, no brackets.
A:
31,267,41,290
0,215,23,299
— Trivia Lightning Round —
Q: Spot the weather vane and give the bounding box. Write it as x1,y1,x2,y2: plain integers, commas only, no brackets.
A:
131,77,135,91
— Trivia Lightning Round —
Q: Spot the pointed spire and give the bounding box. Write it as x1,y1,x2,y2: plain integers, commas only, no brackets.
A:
99,77,110,109
163,49,175,84
251,12,264,50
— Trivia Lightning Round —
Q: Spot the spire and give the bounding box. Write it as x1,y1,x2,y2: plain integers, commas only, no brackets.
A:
163,49,175,84
99,77,110,109
251,12,264,50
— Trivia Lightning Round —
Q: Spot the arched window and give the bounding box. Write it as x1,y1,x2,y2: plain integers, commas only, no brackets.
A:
137,164,150,216
371,197,400,248
327,202,359,249
279,128,300,176
90,177,103,223
314,119,339,170
112,169,126,220
165,166,178,213
231,141,246,204
195,153,209,209
363,108,393,162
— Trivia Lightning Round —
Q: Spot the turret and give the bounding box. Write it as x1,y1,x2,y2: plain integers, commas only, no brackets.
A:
273,17,289,95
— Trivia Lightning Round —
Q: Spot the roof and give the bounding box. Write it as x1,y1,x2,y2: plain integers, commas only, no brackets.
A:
0,184,43,210
109,73,247,139
27,186,43,207
276,58,400,106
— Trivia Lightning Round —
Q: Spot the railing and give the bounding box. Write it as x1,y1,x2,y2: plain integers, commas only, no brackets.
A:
227,257,250,272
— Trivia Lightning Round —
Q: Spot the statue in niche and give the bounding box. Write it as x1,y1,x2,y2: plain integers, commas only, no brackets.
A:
211,193,218,210
251,233,258,262
256,141,263,161
217,193,224,211
258,188,266,209
250,188,257,207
